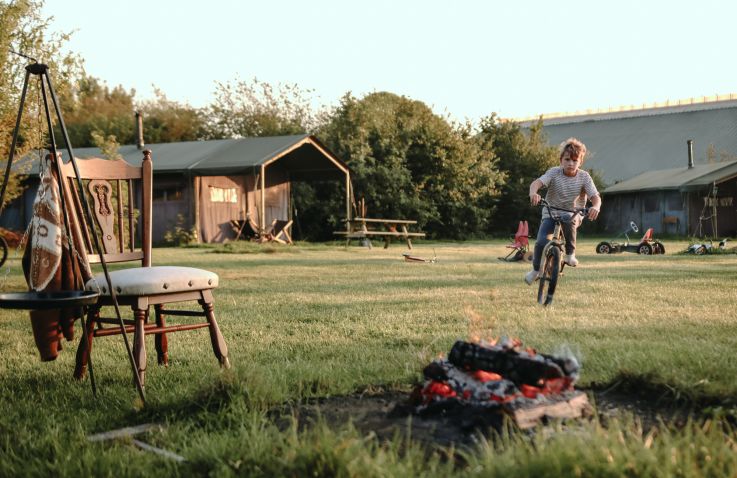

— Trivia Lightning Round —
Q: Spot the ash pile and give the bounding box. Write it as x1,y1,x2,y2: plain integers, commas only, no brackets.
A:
399,338,591,430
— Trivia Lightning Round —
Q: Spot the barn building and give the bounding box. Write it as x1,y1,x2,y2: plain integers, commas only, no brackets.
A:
519,95,737,237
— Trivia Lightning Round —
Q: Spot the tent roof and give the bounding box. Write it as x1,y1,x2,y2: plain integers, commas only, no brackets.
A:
603,159,737,194
519,98,737,186
16,134,349,178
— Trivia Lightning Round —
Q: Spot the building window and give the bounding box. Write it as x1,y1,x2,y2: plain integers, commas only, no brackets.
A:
153,185,184,202
209,187,238,203
666,193,683,211
643,194,659,212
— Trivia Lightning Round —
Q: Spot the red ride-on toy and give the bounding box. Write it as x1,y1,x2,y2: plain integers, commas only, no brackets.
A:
596,221,665,255
498,220,533,262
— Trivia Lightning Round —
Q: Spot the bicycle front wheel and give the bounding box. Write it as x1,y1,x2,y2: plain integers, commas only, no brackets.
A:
537,246,560,306
0,236,7,268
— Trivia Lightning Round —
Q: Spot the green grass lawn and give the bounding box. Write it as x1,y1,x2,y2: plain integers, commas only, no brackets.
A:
1,239,736,476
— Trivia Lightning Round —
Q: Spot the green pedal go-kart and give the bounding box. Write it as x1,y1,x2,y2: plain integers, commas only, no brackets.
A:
595,221,665,255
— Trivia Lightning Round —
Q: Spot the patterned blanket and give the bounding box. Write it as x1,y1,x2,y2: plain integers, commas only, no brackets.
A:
27,157,63,290
22,154,89,361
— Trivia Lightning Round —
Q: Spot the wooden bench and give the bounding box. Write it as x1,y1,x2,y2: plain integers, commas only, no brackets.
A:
334,217,425,249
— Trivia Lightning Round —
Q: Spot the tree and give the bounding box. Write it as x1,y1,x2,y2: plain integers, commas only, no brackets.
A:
137,88,207,143
0,0,81,205
60,74,136,148
314,92,504,238
477,115,559,235
206,77,319,138
90,130,122,161
62,81,208,147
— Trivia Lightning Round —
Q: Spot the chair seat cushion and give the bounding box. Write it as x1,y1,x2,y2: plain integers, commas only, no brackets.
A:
85,266,218,296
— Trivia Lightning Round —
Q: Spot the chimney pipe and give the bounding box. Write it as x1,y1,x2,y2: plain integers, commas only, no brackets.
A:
135,111,145,150
687,139,694,169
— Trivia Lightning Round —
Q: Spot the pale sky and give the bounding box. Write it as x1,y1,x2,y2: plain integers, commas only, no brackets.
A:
42,0,735,123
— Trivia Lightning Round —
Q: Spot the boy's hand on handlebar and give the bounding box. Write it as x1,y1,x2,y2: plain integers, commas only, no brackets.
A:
587,207,600,221
529,193,541,205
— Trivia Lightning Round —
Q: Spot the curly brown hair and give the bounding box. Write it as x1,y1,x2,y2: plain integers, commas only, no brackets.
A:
559,137,587,162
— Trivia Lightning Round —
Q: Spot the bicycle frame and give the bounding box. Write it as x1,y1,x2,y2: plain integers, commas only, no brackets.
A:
536,199,587,306
540,220,566,269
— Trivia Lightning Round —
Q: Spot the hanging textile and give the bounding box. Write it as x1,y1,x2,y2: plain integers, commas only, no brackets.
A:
22,154,91,361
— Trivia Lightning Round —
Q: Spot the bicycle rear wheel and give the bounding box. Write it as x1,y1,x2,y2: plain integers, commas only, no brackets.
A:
537,247,560,306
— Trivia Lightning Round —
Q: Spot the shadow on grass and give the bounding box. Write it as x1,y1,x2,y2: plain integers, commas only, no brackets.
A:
589,371,737,429
211,242,300,254
133,373,249,425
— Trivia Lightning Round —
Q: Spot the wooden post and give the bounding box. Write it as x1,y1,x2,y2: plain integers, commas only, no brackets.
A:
345,172,351,221
194,176,201,244
141,150,152,267
260,164,266,232
711,183,718,236
186,173,195,243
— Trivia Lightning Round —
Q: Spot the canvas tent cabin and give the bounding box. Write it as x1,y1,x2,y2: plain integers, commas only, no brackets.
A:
2,134,351,243
602,160,737,238
518,95,737,235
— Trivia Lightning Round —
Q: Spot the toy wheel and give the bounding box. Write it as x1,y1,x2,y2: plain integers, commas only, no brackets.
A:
653,241,665,254
596,242,612,254
523,251,533,262
695,245,707,255
537,247,560,307
513,250,525,261
638,243,653,255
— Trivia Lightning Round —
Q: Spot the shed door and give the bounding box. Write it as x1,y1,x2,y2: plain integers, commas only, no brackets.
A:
199,176,247,243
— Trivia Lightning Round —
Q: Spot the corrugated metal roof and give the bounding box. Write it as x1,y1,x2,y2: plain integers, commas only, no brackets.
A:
603,159,737,194
13,134,348,176
519,101,737,186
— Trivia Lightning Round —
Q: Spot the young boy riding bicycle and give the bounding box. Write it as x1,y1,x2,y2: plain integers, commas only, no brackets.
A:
525,138,602,285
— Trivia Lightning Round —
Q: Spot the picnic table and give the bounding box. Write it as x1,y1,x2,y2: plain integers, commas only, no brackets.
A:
333,217,425,249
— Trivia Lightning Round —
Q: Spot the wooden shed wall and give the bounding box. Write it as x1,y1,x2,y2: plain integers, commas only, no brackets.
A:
602,178,737,237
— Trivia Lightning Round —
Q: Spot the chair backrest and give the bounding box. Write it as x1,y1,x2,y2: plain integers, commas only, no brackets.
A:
640,228,654,242
512,221,529,245
662,215,679,226
513,221,525,241
58,150,153,267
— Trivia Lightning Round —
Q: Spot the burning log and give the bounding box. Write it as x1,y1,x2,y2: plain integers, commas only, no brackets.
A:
448,340,579,386
406,339,590,429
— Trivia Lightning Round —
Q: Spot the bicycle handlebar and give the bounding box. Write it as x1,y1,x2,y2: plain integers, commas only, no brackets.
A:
538,198,589,219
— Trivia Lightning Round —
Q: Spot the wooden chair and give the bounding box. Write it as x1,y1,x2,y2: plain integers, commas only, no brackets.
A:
230,219,248,241
662,215,680,234
498,220,531,262
61,150,230,387
260,219,293,244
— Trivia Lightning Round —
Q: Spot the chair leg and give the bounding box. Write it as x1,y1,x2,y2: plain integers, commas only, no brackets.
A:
133,308,147,387
74,306,99,380
154,305,169,366
199,295,230,369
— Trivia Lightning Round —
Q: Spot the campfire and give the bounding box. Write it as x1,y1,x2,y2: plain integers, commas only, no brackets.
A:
405,338,591,429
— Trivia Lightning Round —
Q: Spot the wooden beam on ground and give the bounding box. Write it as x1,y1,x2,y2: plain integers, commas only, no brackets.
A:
507,391,591,429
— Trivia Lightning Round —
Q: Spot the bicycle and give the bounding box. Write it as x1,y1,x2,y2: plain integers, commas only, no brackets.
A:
0,233,7,268
536,198,589,307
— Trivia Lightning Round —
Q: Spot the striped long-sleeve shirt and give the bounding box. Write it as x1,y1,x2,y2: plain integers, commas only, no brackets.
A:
538,166,599,219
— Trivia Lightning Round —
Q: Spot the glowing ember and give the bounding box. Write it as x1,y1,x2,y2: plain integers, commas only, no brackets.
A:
408,338,589,428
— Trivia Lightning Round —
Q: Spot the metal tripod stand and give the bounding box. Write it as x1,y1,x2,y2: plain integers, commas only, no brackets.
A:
0,62,146,404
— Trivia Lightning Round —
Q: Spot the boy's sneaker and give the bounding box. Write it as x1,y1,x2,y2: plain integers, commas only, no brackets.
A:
524,269,539,285
564,253,578,267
